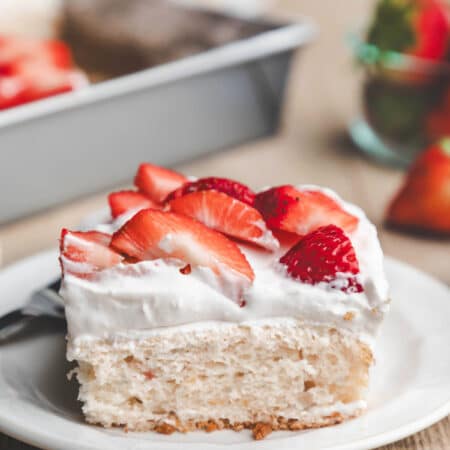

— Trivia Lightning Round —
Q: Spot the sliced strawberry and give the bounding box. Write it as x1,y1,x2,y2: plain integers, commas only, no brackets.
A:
255,185,359,235
0,36,86,110
17,59,83,95
108,190,160,219
411,0,449,60
272,229,302,248
0,62,84,111
168,190,278,250
60,229,123,277
111,209,254,281
279,224,363,293
0,36,74,68
165,176,256,205
134,163,187,203
0,77,28,110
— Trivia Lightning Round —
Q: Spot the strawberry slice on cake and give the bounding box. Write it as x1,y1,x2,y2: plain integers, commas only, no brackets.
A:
168,190,278,251
108,190,160,219
255,185,359,235
165,176,256,205
279,224,363,293
60,229,123,278
134,163,187,203
111,209,254,282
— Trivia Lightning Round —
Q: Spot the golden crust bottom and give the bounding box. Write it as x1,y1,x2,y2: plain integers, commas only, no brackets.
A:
87,409,364,440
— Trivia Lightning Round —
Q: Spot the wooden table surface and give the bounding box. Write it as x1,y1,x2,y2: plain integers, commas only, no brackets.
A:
0,0,448,449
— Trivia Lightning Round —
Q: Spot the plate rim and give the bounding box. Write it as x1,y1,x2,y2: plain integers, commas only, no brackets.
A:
0,249,448,450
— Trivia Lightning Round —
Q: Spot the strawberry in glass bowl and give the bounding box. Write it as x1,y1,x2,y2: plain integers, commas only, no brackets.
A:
349,0,450,166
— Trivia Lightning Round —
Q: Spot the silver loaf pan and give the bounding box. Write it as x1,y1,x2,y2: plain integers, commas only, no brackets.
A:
0,19,316,224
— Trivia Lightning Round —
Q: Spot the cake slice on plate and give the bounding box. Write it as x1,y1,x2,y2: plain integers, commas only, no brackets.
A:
59,163,389,439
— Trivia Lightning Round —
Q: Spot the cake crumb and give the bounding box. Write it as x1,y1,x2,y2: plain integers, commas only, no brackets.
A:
127,396,143,406
343,312,355,321
252,422,272,440
196,420,218,432
154,423,176,434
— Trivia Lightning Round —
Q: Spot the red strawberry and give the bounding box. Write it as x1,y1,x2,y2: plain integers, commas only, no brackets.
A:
0,35,86,110
387,138,450,234
0,56,85,110
272,229,302,248
0,36,74,68
168,190,278,250
279,225,363,293
134,163,187,203
0,77,27,110
111,209,254,281
60,229,123,277
108,190,160,219
17,59,83,94
410,0,449,60
367,0,450,61
165,176,255,205
255,185,359,236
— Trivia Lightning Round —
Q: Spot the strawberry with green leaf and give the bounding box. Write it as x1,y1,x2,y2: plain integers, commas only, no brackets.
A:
367,0,450,61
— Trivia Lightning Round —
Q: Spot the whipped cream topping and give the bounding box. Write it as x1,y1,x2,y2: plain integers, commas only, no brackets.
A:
60,185,389,347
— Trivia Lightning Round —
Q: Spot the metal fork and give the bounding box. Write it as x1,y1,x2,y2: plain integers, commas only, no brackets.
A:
0,279,64,341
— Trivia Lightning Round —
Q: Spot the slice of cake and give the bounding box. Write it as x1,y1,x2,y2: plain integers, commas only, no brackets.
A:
59,163,389,440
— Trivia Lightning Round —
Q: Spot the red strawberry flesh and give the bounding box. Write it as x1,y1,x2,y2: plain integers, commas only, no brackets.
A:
255,185,359,235
165,176,256,205
168,190,278,250
279,224,363,293
60,229,123,277
134,163,187,203
111,209,254,281
108,190,159,219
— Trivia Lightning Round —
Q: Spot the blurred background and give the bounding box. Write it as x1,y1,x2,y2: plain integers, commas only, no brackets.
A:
0,0,448,282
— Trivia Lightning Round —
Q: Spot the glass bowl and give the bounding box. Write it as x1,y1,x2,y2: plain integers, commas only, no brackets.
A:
348,34,450,167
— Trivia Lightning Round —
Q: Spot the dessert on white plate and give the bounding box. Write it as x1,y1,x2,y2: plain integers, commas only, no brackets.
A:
59,163,389,440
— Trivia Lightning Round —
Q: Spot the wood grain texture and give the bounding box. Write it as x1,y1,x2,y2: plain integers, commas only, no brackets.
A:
0,0,448,449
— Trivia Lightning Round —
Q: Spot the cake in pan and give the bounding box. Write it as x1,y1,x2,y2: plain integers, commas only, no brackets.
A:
62,0,272,77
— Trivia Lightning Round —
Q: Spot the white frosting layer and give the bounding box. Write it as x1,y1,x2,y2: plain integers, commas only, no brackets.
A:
60,185,389,346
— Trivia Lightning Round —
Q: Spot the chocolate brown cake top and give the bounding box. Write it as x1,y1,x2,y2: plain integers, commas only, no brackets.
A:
63,0,272,77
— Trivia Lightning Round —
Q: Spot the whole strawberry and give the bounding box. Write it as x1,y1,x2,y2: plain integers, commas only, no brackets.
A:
279,225,363,293
387,137,450,234
367,0,450,61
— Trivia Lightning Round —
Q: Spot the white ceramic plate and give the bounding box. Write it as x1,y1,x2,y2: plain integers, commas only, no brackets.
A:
0,251,448,450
